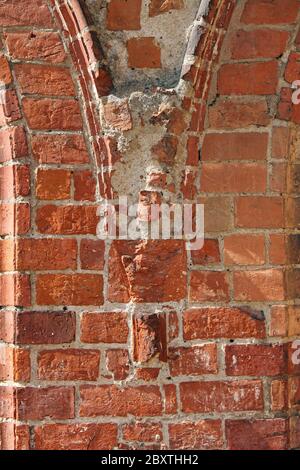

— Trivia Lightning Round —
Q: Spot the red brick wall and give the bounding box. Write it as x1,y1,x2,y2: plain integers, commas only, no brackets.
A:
0,0,299,450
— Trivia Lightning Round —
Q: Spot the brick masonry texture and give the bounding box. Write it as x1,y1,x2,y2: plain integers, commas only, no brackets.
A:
0,0,300,451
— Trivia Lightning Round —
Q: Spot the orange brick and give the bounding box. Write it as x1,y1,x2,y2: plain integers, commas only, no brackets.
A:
224,234,265,266
127,37,161,68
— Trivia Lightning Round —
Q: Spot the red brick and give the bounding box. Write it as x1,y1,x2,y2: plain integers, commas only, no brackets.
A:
0,423,30,450
186,136,199,166
0,0,53,27
81,312,129,344
16,386,74,420
23,98,82,131
0,90,21,125
224,234,265,265
269,234,287,264
218,62,278,95
202,132,268,161
14,64,75,96
184,307,265,340
149,0,184,17
270,162,287,193
180,380,263,413
233,269,285,301
235,197,284,228
107,0,141,30
241,0,299,25
271,380,287,411
225,344,286,377
152,135,178,164
169,421,223,450
36,205,98,235
0,203,30,235
5,32,66,63
35,423,117,450
36,169,71,200
127,37,161,68
226,419,288,450
0,54,12,85
191,239,220,265
135,368,160,381
16,311,76,345
38,349,100,381
80,385,162,417
108,240,186,303
169,344,218,376
106,349,130,380
189,271,229,302
133,313,167,363
31,134,89,164
209,99,270,129
17,238,77,271
0,274,30,307
285,52,300,84
0,127,28,163
74,170,96,201
201,163,266,193
199,197,233,232
164,384,177,414
0,166,30,199
0,387,15,418
80,240,105,270
270,306,288,337
0,311,15,343
272,127,289,159
103,99,132,131
122,422,162,443
231,30,289,59
36,274,103,306
0,347,30,382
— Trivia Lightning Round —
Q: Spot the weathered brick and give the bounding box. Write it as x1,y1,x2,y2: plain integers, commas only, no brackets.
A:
0,0,53,27
74,170,96,201
184,307,266,340
0,203,30,235
107,0,141,30
127,37,161,68
36,205,98,235
31,134,89,164
201,163,267,193
0,274,30,307
80,385,162,417
180,380,263,413
108,240,187,303
233,269,285,301
189,271,229,302
80,240,105,270
241,0,299,25
209,99,270,129
23,98,82,130
106,349,130,381
122,422,162,443
38,349,100,381
36,169,71,200
169,421,223,450
169,344,218,376
235,197,284,228
14,64,75,96
202,132,268,161
0,127,28,163
149,0,184,17
5,32,66,63
218,62,278,95
191,239,220,266
225,344,286,377
226,419,288,450
36,274,103,306
16,311,76,345
81,312,129,344
224,234,265,265
16,386,75,420
0,53,12,85
35,423,117,450
231,30,289,59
